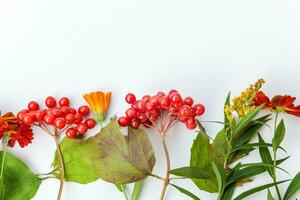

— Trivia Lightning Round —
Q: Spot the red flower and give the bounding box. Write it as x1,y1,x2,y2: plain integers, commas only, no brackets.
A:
254,91,300,117
7,124,34,148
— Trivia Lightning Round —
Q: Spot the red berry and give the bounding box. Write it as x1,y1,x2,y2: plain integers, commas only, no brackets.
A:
150,96,159,106
59,97,70,107
44,114,55,125
85,118,96,129
45,96,57,108
160,96,170,109
23,114,34,125
76,123,88,135
17,109,29,121
137,113,147,123
54,118,66,129
142,95,150,102
184,97,194,106
60,106,70,115
186,116,196,125
157,92,165,98
136,101,146,112
125,108,137,119
118,117,130,127
179,105,193,118
170,93,183,104
168,89,178,96
125,93,136,104
65,114,76,124
69,107,77,114
131,118,140,129
145,103,155,111
193,104,205,116
66,128,77,138
74,114,83,124
35,111,46,121
78,105,90,116
186,122,197,130
51,109,63,118
28,101,40,111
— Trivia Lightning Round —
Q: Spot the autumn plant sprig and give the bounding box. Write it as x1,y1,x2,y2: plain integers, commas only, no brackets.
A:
17,96,97,200
118,90,205,200
169,79,300,200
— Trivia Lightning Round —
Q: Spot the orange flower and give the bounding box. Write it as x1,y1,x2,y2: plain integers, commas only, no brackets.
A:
0,112,33,148
254,91,300,117
83,91,112,123
0,112,18,136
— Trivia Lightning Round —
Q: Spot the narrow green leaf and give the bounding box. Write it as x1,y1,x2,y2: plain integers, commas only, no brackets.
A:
232,143,286,153
283,172,300,200
132,181,143,200
233,114,271,147
224,92,231,125
212,162,226,196
227,165,266,185
272,119,286,152
233,180,289,200
170,167,212,179
233,105,263,136
170,183,201,200
221,184,235,200
258,134,274,177
268,189,275,200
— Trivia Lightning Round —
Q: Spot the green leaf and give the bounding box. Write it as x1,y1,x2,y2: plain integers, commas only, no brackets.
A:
221,184,235,200
233,180,289,200
212,162,226,196
272,119,286,152
170,167,212,179
233,105,263,136
190,131,218,193
283,172,300,200
132,181,143,200
258,134,274,177
0,151,41,200
232,114,270,147
224,93,231,125
211,129,227,167
268,189,275,200
52,136,102,184
232,143,286,153
170,183,201,200
229,115,271,164
92,119,156,184
227,165,266,185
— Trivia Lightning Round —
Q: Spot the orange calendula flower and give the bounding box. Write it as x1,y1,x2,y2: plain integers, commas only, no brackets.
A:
83,91,112,123
254,91,300,117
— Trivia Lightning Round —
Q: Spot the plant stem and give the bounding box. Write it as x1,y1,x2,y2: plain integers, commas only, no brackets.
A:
54,134,65,200
159,134,171,200
120,185,129,200
273,111,282,200
0,137,8,200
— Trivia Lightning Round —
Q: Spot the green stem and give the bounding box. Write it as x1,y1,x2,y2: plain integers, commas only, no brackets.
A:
120,185,129,200
273,111,282,200
0,137,8,200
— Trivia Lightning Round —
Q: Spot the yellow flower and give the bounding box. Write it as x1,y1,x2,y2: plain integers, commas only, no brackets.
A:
83,91,112,124
225,79,265,124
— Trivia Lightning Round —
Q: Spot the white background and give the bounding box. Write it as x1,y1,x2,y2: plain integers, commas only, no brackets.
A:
1,0,300,199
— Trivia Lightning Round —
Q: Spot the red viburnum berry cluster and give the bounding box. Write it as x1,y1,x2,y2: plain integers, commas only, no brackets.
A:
118,90,205,130
17,96,96,138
